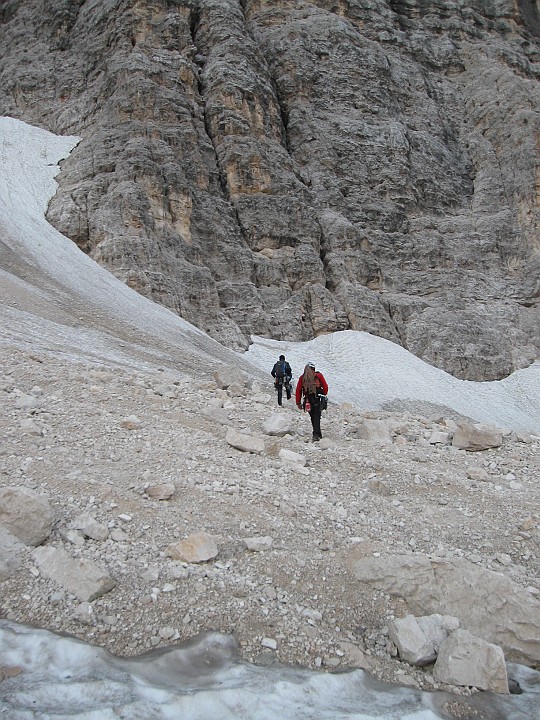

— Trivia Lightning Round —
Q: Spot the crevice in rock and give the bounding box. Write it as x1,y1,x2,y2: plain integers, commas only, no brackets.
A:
384,300,406,347
237,0,292,158
188,4,231,202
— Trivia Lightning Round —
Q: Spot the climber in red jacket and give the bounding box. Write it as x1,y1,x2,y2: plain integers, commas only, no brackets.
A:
296,362,328,442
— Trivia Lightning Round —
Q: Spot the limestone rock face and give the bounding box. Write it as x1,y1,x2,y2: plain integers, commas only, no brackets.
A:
0,1,539,379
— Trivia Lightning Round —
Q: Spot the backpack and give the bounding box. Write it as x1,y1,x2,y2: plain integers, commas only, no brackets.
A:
302,366,317,395
274,361,290,378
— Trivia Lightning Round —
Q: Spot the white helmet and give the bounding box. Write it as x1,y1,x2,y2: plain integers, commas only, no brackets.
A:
307,362,315,369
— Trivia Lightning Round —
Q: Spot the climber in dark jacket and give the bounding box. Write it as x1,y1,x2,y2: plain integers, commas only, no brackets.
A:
271,354,292,406
295,362,328,441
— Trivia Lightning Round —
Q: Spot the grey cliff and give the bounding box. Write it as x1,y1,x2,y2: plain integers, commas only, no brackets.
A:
0,0,539,379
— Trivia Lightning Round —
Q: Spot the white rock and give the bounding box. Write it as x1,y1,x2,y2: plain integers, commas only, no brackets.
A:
243,536,273,551
356,419,392,443
262,638,277,650
252,393,273,404
433,629,509,693
213,366,247,390
159,627,176,640
32,546,116,602
279,448,306,467
14,393,42,409
388,615,437,666
74,602,95,626
110,528,129,542
71,512,109,541
452,422,503,451
146,483,175,500
262,414,294,437
59,528,85,546
225,428,265,454
428,431,451,445
467,468,490,482
19,418,43,436
0,527,26,581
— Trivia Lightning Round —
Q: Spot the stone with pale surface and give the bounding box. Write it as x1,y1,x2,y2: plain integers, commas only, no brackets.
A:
452,422,503,451
0,486,54,547
32,546,116,602
226,428,265,454
167,532,218,563
434,629,509,694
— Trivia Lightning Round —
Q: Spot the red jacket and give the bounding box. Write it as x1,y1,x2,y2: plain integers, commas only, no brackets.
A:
296,371,328,405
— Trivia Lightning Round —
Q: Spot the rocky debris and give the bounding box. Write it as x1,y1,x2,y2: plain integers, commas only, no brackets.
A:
1,347,539,698
167,532,219,563
451,422,504,452
1,1,539,378
433,629,509,694
0,486,54,546
32,546,116,602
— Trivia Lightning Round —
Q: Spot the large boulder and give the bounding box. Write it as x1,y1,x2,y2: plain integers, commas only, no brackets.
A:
451,422,503,451
388,614,459,666
0,486,55,546
349,552,540,666
32,546,116,602
225,428,265,454
434,629,509,694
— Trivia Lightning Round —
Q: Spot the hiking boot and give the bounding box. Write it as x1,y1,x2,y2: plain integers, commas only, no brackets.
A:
312,434,321,442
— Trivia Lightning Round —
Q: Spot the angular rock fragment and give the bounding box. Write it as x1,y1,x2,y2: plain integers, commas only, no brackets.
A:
434,629,509,694
226,428,265,454
167,532,218,563
0,486,54,546
32,546,116,602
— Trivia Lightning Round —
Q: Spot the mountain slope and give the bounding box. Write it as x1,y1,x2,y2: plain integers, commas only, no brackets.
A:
0,0,539,380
